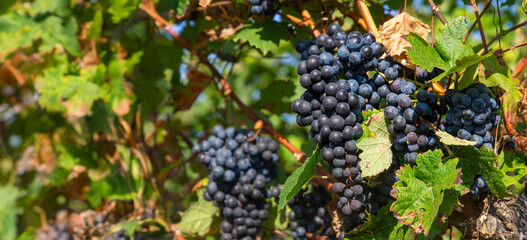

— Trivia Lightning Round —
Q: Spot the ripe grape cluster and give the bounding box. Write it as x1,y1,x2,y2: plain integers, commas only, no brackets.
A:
291,23,397,231
193,125,281,240
248,0,278,15
442,83,500,149
469,175,489,196
384,81,440,164
287,186,332,239
415,67,443,83
36,223,72,240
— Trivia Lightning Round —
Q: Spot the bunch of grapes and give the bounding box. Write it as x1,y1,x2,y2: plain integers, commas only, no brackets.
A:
441,83,500,149
291,23,399,232
193,125,281,240
469,175,489,197
384,80,440,164
36,223,72,240
415,67,443,83
248,0,278,15
287,186,333,239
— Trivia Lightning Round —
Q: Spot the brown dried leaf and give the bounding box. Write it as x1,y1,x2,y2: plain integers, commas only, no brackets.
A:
378,12,431,69
199,0,211,7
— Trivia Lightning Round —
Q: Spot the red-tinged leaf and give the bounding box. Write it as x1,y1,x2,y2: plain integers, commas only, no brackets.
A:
174,70,213,111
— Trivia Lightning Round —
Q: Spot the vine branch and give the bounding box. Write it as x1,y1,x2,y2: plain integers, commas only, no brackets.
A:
356,0,380,38
477,20,527,55
140,0,307,162
462,0,492,43
427,0,448,24
470,0,488,54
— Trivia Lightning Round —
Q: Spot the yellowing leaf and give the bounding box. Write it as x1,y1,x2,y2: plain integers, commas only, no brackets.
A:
378,12,431,69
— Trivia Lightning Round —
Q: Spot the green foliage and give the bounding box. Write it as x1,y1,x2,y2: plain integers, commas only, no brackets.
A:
391,150,461,235
357,113,393,177
233,21,290,55
278,146,320,210
435,17,472,65
436,130,476,146
179,189,220,236
406,32,449,71
0,186,21,240
498,151,527,195
453,146,514,197
0,0,526,238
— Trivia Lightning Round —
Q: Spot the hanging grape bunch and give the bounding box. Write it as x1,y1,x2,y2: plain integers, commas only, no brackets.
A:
287,186,333,239
248,0,279,15
290,23,399,232
441,82,500,149
193,125,281,240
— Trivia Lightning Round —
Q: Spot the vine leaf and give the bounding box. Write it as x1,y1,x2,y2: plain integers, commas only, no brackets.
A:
0,185,20,240
458,63,478,90
435,17,472,65
232,21,288,55
481,73,522,102
378,12,431,69
405,32,449,71
358,113,392,177
278,146,320,210
179,189,220,236
430,52,496,83
350,205,410,240
435,130,476,146
498,150,527,195
391,150,460,235
453,146,514,197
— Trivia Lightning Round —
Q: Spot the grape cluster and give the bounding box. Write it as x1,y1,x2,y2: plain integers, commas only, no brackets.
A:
248,0,278,15
291,23,397,231
415,67,443,83
287,186,332,239
193,125,281,240
384,81,440,164
36,223,72,240
442,83,500,149
469,175,489,196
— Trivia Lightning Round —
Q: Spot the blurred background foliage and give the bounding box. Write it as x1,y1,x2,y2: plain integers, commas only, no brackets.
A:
0,0,524,239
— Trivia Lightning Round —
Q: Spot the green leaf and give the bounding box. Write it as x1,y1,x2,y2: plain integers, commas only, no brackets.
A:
111,219,140,236
481,73,522,102
453,146,513,197
414,150,459,189
435,17,473,65
176,0,189,15
391,150,461,235
37,66,107,116
108,0,140,23
498,150,527,195
430,52,495,83
86,172,136,207
458,63,478,90
357,113,392,177
351,205,405,240
435,130,476,146
179,189,220,236
0,185,21,240
232,21,289,55
406,32,449,71
0,0,16,15
278,146,320,210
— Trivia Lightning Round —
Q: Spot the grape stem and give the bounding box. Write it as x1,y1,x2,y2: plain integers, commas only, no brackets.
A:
470,0,488,54
356,0,380,39
139,0,308,162
427,0,448,24
477,20,527,55
462,0,492,44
